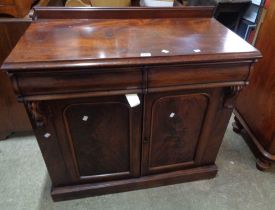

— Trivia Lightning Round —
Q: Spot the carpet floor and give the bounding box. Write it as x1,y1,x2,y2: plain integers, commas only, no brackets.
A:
0,117,274,210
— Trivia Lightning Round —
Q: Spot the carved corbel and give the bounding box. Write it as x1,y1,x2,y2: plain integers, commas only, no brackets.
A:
26,101,47,128
224,85,246,109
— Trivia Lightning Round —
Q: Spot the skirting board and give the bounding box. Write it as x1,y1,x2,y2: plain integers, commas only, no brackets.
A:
52,165,218,201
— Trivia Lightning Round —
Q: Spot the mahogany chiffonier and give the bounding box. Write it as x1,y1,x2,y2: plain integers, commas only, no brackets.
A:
1,7,261,201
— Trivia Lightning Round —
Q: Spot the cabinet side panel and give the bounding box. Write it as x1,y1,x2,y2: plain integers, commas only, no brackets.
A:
24,102,73,186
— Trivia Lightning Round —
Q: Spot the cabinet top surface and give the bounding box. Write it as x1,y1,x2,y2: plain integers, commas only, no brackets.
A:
3,17,261,71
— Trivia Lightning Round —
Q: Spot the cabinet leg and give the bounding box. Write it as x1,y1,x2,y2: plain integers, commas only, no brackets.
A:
232,115,243,134
0,132,12,141
256,157,272,171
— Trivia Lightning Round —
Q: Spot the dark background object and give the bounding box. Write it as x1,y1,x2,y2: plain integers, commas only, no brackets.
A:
187,0,251,32
188,0,218,6
236,0,265,42
214,2,251,31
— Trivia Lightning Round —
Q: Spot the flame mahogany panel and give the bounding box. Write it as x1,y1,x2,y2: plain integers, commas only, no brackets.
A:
146,93,209,173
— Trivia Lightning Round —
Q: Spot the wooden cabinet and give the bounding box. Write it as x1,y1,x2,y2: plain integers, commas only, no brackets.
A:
0,0,33,17
233,0,275,171
0,20,32,140
1,7,261,201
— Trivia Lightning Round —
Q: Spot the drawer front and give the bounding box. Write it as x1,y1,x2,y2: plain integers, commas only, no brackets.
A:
16,68,143,96
0,0,14,5
148,63,250,88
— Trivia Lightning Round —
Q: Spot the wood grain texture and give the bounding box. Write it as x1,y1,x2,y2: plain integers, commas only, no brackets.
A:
14,68,143,96
32,6,215,20
3,16,260,71
0,0,33,17
62,95,142,181
234,0,275,170
0,0,15,5
65,103,131,176
148,93,208,171
147,62,250,88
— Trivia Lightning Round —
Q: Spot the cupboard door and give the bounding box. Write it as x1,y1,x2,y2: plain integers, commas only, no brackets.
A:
142,91,209,175
56,95,142,182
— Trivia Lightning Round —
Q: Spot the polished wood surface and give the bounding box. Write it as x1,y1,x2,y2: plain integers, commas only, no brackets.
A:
32,6,215,19
142,92,208,174
4,12,260,70
234,0,275,170
1,7,261,201
13,67,143,97
0,0,33,17
62,95,142,181
0,20,32,140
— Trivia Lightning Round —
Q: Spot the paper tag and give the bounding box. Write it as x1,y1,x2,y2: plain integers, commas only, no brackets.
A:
140,52,152,57
162,49,170,54
125,94,140,108
44,133,51,138
193,49,201,53
82,116,88,121
169,112,175,118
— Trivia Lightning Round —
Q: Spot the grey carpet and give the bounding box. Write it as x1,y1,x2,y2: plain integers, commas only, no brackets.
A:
0,117,274,210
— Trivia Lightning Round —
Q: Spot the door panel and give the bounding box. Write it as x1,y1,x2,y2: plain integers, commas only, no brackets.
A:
65,102,130,176
56,95,142,182
142,91,209,175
